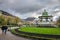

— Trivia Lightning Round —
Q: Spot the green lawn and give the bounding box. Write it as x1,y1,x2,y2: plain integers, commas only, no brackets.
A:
18,27,60,35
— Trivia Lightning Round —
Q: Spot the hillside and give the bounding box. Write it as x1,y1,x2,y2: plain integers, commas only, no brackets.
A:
0,10,15,17
0,10,23,25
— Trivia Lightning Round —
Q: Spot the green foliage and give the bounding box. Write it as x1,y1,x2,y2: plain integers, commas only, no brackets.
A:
56,17,60,27
0,14,21,26
0,18,4,24
0,15,4,25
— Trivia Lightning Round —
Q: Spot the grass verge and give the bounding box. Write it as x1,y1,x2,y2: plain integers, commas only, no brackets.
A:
10,29,55,40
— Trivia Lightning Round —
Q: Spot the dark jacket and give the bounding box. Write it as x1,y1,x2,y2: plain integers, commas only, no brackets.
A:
1,26,8,30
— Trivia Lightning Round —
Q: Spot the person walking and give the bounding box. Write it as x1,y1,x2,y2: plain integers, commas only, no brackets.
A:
1,25,8,34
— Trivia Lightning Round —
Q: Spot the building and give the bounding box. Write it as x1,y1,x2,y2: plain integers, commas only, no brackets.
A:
38,9,54,27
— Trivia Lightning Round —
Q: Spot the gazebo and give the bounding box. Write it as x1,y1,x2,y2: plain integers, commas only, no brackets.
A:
38,9,54,27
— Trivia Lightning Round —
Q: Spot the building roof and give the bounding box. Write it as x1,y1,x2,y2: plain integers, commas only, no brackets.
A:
38,9,53,18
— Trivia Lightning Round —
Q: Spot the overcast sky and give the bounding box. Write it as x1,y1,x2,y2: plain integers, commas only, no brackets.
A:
0,0,60,19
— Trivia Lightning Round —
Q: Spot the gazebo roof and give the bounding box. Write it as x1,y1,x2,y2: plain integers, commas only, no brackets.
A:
38,9,53,18
38,16,53,19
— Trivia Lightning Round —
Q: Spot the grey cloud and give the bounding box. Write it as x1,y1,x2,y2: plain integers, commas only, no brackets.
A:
13,5,44,14
0,0,60,18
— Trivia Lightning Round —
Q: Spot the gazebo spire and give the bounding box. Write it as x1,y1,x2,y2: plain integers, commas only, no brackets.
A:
42,9,48,16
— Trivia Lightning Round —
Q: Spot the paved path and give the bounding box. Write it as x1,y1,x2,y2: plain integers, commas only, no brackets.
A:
0,29,31,40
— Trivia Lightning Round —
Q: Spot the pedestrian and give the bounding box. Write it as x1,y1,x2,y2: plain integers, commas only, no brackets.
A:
1,25,8,34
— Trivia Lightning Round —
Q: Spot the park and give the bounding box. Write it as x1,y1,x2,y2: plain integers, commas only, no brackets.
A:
0,0,60,40
10,10,60,40
0,10,60,40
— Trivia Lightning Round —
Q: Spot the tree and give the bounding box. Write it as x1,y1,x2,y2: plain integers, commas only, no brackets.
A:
14,17,20,25
3,19,7,25
0,14,5,25
56,16,60,27
0,13,21,26
6,16,11,25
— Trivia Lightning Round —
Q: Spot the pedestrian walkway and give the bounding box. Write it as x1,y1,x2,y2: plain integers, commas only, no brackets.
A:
0,29,31,40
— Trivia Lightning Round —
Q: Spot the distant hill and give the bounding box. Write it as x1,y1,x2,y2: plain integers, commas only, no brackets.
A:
23,17,36,21
0,10,15,17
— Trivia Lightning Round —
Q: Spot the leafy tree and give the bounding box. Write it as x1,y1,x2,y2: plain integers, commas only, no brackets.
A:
0,14,5,25
56,16,60,27
0,13,21,26
14,17,20,25
6,16,11,25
